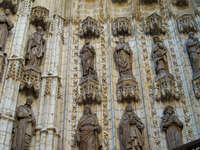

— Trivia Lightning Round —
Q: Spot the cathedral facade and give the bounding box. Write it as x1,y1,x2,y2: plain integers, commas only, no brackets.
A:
0,0,200,150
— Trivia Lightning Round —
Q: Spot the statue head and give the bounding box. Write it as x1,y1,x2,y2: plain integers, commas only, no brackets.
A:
26,97,33,107
4,9,10,16
125,104,133,112
163,105,174,116
83,105,92,115
36,26,43,33
188,32,194,39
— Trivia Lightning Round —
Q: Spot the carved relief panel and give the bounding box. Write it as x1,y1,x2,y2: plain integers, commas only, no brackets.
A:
112,17,132,37
161,106,183,150
151,36,180,101
114,37,140,102
119,104,144,150
144,13,166,36
177,14,197,34
79,17,100,39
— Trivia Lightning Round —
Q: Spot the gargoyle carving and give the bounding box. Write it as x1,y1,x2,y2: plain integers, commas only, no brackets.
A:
144,13,166,36
79,16,100,39
112,17,132,37
177,14,197,34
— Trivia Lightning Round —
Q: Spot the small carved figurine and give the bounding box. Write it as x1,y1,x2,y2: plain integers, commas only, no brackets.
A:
161,106,183,150
186,32,200,76
151,35,168,76
12,97,36,150
26,26,46,70
119,104,144,150
75,105,102,150
80,40,97,81
114,36,133,80
0,9,14,52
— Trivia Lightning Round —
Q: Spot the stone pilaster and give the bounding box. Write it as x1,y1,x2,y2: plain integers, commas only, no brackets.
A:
0,0,33,150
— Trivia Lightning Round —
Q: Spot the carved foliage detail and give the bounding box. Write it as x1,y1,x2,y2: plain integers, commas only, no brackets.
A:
7,59,22,81
144,13,166,36
31,6,49,31
112,17,132,37
177,14,197,34
114,37,140,102
119,104,144,150
79,17,100,39
161,106,183,150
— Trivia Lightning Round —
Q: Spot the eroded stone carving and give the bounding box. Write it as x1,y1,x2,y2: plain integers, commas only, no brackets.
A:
7,59,23,81
0,0,18,14
79,17,100,39
119,104,144,150
75,105,102,150
161,106,183,150
177,14,197,34
112,17,132,37
185,32,200,77
12,97,36,150
114,37,140,102
140,0,157,5
172,0,188,7
31,6,49,31
152,36,179,101
144,13,166,36
77,40,101,104
0,9,14,52
20,26,46,97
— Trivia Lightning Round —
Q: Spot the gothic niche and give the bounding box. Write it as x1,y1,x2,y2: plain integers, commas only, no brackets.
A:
151,36,179,102
144,13,166,36
177,14,197,34
185,32,200,99
161,106,183,150
140,0,157,5
75,105,102,150
172,0,188,7
0,0,19,14
119,104,144,150
77,40,101,105
20,26,46,97
79,16,100,39
112,17,132,37
12,97,36,150
114,37,140,103
30,6,50,31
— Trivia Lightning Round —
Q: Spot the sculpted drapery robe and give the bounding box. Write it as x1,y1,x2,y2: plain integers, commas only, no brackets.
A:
76,113,101,150
12,105,36,150
0,12,13,51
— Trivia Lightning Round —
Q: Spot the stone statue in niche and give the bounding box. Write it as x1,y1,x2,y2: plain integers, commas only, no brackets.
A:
144,13,165,36
79,16,100,39
161,105,183,150
114,36,133,80
80,40,97,81
26,26,46,71
12,97,36,150
185,32,200,77
0,9,13,52
119,104,144,150
112,17,132,37
151,35,168,76
177,14,197,34
75,105,102,150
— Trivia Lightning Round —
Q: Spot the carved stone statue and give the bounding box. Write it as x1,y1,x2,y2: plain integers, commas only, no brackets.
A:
80,40,97,81
75,105,102,150
119,104,144,150
26,26,46,70
114,36,133,80
0,9,14,52
161,106,183,150
151,35,168,76
186,32,200,77
12,97,36,150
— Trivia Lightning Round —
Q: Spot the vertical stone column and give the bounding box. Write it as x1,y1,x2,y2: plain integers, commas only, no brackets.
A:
0,0,33,150
35,15,64,150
